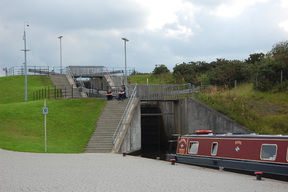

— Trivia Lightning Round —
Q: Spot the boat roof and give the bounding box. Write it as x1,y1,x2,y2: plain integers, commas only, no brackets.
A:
181,133,288,139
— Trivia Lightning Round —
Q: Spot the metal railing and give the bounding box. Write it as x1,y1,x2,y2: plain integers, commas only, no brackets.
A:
134,83,192,100
33,84,83,100
112,85,137,144
8,66,65,76
33,86,63,100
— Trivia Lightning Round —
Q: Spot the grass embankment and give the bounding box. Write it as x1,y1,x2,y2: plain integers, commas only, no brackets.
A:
0,75,106,153
129,73,177,85
194,83,288,134
0,75,53,104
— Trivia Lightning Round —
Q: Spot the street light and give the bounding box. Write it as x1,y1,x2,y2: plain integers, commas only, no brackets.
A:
58,36,63,74
21,22,30,102
121,37,129,87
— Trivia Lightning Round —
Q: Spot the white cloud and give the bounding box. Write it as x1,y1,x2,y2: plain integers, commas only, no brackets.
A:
208,0,269,18
137,0,183,30
165,25,193,39
280,0,288,7
279,20,288,32
136,0,198,39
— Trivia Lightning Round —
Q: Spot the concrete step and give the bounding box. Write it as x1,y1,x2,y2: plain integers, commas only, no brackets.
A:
85,148,112,153
85,97,128,153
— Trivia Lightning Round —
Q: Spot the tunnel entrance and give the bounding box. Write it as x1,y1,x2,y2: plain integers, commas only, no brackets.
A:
140,102,169,160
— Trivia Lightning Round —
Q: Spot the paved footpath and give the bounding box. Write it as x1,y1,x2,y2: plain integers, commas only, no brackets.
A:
0,149,287,192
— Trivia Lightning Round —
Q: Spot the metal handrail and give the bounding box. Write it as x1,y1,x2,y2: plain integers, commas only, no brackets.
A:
112,85,137,144
135,83,193,100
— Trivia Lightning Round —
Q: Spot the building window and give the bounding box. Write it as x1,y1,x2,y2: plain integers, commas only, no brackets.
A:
188,141,199,154
211,142,218,156
261,144,277,161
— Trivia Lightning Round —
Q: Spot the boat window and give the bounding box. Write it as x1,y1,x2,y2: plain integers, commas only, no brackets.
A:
260,144,277,161
188,141,199,154
211,142,218,156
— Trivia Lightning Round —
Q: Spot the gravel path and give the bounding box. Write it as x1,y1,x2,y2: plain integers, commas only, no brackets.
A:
0,149,287,192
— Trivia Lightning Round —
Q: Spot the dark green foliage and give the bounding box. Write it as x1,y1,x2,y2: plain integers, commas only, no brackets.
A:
207,59,251,87
254,41,288,91
169,40,287,93
173,61,210,85
153,64,170,75
245,53,265,64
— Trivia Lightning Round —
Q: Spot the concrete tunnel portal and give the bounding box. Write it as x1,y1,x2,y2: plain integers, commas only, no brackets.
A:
140,102,174,160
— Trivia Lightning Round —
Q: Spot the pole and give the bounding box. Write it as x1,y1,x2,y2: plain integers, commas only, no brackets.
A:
44,98,47,152
124,40,127,86
58,36,63,74
22,22,30,102
121,38,129,87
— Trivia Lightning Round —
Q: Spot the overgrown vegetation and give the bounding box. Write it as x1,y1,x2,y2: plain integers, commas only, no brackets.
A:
0,76,106,153
143,41,288,93
193,84,288,134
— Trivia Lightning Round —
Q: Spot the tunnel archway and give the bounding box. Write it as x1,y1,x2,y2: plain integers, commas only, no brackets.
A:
140,102,169,159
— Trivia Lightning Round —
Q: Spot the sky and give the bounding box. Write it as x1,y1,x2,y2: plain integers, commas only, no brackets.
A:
1,0,288,76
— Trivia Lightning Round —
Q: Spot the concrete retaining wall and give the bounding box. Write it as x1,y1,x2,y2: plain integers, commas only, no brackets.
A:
159,98,252,136
120,102,141,153
118,97,252,154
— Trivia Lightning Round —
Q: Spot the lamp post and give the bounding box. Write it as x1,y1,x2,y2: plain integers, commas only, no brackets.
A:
58,36,63,74
121,37,129,87
21,22,30,102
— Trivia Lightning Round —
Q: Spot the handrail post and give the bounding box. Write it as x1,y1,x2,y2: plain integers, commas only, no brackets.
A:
48,87,50,99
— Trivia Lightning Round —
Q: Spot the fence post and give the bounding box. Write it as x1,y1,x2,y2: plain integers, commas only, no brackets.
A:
48,87,50,99
234,80,237,94
54,86,56,99
188,83,191,98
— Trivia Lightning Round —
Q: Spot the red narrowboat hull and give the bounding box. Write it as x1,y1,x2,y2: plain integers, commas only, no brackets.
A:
167,134,288,177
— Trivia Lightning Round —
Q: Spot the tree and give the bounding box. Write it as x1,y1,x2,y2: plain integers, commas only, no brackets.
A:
173,61,211,85
245,53,265,64
254,41,288,91
153,64,170,75
207,59,248,87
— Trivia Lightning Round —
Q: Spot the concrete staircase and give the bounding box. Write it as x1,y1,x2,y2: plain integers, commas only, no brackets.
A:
85,99,128,153
50,74,82,98
104,75,124,90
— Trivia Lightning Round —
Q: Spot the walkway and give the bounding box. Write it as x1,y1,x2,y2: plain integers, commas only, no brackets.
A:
0,149,287,192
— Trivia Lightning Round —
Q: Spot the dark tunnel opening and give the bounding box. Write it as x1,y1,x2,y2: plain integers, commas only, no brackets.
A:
140,103,169,160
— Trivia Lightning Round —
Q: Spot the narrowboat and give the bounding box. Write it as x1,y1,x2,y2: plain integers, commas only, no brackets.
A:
167,131,288,177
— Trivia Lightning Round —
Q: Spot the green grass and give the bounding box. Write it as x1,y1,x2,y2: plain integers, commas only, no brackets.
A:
129,73,177,85
0,76,106,153
0,75,53,104
194,83,288,134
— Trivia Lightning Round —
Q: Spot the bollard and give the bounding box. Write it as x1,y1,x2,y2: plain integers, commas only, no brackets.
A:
170,159,176,165
219,167,224,171
122,152,127,157
254,172,263,180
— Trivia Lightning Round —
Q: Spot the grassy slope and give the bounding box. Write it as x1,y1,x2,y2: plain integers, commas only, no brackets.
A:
194,83,288,134
129,73,177,85
129,75,288,135
0,75,53,104
0,76,106,153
